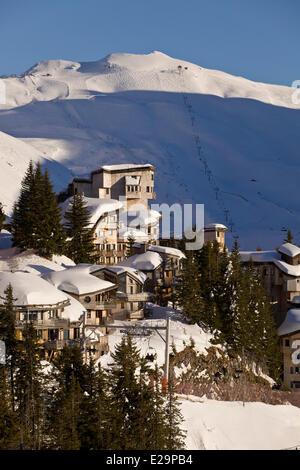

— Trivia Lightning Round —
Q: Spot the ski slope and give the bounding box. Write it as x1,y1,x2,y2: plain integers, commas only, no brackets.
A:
0,51,299,248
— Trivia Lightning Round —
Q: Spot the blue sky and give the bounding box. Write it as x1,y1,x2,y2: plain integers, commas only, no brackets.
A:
0,0,299,85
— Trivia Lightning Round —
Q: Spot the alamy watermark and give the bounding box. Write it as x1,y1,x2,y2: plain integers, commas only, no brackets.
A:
118,197,204,250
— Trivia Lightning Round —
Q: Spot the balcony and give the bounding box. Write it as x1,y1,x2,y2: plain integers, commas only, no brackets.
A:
117,291,154,302
15,318,69,328
43,339,79,351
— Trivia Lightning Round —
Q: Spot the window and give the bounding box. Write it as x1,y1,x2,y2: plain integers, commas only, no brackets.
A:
117,257,122,262
111,244,115,250
285,339,290,347
106,188,109,194
291,367,294,374
146,186,150,192
87,312,91,319
106,244,111,251
117,244,122,251
121,303,124,309
151,173,154,180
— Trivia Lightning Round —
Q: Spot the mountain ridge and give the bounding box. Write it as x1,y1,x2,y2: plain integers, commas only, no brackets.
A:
0,51,299,249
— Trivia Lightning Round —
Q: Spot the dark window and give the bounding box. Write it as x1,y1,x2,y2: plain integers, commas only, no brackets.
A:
285,339,290,347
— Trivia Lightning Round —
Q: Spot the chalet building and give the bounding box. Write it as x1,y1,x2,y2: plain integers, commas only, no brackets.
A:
63,163,160,265
0,271,83,359
204,223,228,250
120,251,163,293
278,308,300,391
239,243,300,327
88,265,154,321
43,268,118,357
239,242,300,390
132,242,186,304
68,163,156,209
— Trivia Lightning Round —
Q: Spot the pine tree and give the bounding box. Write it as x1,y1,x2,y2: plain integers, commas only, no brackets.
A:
78,357,111,450
11,161,66,257
36,168,66,258
0,283,18,411
0,366,18,449
15,322,45,450
0,202,5,231
64,193,97,264
126,234,136,258
164,378,186,450
179,250,203,325
284,229,294,244
48,373,82,450
11,160,36,250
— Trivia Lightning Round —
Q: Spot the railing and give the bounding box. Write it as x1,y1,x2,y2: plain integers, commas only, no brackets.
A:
15,318,69,328
117,292,153,302
43,339,79,350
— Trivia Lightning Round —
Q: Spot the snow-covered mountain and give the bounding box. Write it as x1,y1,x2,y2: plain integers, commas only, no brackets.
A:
1,51,300,249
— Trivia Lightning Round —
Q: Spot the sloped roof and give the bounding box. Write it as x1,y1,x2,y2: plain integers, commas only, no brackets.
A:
278,308,300,336
148,244,186,260
0,271,68,306
239,250,281,263
120,251,162,271
273,259,300,277
43,269,115,296
278,243,300,258
61,196,123,227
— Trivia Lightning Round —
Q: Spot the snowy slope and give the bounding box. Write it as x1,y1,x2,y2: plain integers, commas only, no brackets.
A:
180,395,300,450
1,51,300,248
0,130,72,214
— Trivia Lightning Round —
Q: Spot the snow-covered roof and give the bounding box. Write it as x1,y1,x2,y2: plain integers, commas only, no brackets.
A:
278,308,300,336
278,243,300,258
100,265,147,284
239,250,281,263
42,269,116,296
61,196,123,227
204,223,228,231
101,163,154,171
120,251,163,271
273,259,300,277
0,248,74,275
62,294,85,322
0,271,68,306
148,244,186,260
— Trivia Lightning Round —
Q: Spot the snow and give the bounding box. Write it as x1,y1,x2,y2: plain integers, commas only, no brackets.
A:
180,396,300,450
61,196,123,227
99,304,213,370
43,269,116,295
1,51,300,249
273,259,300,277
239,250,281,263
278,243,300,258
98,265,147,284
101,163,154,171
278,308,300,336
0,130,71,215
62,293,85,322
204,223,228,231
148,244,186,259
120,251,163,271
0,248,74,275
0,271,68,306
